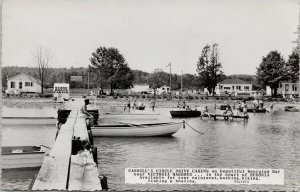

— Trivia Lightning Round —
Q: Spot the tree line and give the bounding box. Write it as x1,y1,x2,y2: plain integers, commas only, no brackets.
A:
3,45,299,97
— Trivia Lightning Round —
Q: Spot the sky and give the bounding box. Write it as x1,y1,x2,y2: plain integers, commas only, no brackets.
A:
2,0,300,75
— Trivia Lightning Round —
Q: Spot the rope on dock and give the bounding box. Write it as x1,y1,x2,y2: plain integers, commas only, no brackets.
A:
183,120,204,134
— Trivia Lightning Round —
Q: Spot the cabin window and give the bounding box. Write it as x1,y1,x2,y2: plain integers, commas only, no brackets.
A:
285,84,289,92
25,82,33,87
295,85,298,91
236,86,241,90
162,88,165,90
244,86,249,91
232,86,234,90
11,81,15,88
224,87,230,90
167,88,169,91
19,82,22,89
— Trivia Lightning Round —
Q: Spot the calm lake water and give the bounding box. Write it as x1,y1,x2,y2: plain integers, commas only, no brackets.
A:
2,103,300,191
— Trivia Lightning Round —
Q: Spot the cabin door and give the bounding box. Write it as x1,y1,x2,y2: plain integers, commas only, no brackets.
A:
19,82,22,89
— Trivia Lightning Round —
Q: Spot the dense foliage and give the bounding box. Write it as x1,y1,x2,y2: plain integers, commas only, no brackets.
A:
89,47,135,93
196,44,224,95
256,51,288,96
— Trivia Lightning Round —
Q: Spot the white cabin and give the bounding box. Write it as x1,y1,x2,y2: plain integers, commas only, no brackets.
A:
7,73,42,94
278,82,299,97
130,84,152,94
153,85,170,95
215,79,252,96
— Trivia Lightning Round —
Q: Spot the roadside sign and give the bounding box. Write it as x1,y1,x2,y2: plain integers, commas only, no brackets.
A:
70,76,83,82
53,83,69,102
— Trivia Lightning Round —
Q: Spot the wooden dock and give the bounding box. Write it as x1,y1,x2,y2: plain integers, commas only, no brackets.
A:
32,98,103,191
201,113,249,121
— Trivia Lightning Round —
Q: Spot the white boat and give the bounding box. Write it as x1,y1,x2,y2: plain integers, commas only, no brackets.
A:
100,113,159,121
91,120,183,137
2,117,57,125
1,146,46,169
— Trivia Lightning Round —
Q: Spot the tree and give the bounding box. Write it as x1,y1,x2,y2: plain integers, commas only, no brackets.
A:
286,51,299,83
196,44,223,95
256,51,288,96
147,69,168,95
32,47,53,94
89,47,134,94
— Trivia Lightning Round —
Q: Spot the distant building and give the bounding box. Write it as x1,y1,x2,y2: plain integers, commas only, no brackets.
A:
266,86,272,96
215,79,252,96
130,84,152,94
278,82,299,97
153,85,170,95
7,73,42,94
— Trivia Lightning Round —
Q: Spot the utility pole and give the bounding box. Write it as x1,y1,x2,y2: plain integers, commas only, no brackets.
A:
181,70,183,93
293,4,300,103
166,62,172,94
212,43,218,96
87,66,90,96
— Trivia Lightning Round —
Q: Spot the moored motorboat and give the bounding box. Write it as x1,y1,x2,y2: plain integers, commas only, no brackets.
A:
284,106,299,112
136,106,145,110
2,117,57,125
170,110,201,118
91,120,183,137
219,105,228,110
246,108,267,113
1,146,46,169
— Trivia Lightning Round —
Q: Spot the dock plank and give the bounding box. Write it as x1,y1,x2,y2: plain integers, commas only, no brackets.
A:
33,99,102,191
32,156,70,190
73,116,89,140
68,154,102,191
32,110,78,190
69,110,102,191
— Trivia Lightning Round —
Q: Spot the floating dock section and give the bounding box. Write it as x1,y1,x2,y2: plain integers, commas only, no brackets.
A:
201,113,249,121
32,98,104,191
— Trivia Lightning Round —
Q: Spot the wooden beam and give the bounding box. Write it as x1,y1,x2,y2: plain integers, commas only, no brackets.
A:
68,154,102,191
32,111,78,190
69,111,102,191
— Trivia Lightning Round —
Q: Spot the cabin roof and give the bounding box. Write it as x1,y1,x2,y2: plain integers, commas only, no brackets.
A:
218,79,251,85
8,73,41,85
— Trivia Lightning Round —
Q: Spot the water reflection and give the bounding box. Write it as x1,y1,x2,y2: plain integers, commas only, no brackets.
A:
2,103,300,191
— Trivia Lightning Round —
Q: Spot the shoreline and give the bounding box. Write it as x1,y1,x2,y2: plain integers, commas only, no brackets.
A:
2,97,299,110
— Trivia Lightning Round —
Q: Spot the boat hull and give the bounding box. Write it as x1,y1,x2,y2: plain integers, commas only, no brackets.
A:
92,122,182,137
170,110,201,118
237,108,267,113
284,106,299,112
100,113,159,120
246,108,267,113
2,146,45,169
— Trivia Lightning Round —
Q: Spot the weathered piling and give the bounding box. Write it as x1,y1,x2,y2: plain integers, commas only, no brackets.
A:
32,98,103,191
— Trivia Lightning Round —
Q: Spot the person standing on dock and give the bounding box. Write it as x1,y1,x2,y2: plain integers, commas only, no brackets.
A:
151,98,156,111
182,101,186,109
242,101,248,117
124,99,131,112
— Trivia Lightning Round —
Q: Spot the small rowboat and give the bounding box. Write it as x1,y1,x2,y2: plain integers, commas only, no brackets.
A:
91,120,183,137
284,106,299,112
246,108,267,113
219,105,228,110
2,117,57,125
136,106,145,110
170,110,201,118
1,146,46,169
